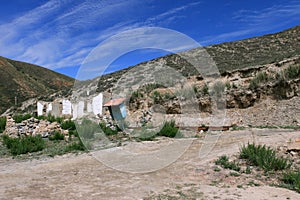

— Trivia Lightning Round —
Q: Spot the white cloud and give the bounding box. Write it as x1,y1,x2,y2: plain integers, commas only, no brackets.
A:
145,1,202,26
0,0,204,75
201,1,300,45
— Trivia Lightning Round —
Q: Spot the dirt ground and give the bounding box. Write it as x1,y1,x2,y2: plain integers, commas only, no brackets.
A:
1,128,300,199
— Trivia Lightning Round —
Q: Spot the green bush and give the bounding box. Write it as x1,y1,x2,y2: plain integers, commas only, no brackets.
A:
76,119,99,139
99,122,118,136
2,135,45,155
65,140,86,152
215,155,240,171
284,64,300,80
211,81,225,97
282,170,300,193
0,116,6,133
201,84,209,95
46,114,63,123
225,81,231,90
249,72,271,89
152,91,163,104
143,83,163,93
157,120,182,138
48,131,65,141
175,86,196,98
61,120,76,130
134,126,157,141
13,114,32,123
69,130,78,137
240,143,291,171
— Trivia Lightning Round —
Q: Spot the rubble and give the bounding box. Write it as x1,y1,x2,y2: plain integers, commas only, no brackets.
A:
3,116,68,138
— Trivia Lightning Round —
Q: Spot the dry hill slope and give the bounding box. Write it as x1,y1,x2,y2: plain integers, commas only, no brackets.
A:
0,56,74,114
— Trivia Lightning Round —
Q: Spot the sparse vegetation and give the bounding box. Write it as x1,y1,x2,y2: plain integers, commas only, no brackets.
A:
152,91,163,104
61,119,76,130
13,114,32,123
240,143,291,172
76,119,99,139
225,81,231,90
215,155,240,171
282,170,300,192
48,131,65,141
2,135,45,155
135,128,157,141
249,72,271,89
231,125,246,131
46,114,63,124
157,120,182,138
64,137,86,152
211,81,225,97
99,122,119,136
0,116,6,133
284,64,300,80
201,84,209,95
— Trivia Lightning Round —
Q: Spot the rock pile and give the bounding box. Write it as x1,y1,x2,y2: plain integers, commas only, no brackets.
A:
100,113,118,130
139,109,152,126
3,116,68,138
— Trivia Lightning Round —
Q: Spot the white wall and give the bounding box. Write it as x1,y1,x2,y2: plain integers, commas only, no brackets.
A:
62,100,72,115
92,93,103,116
37,102,43,116
72,103,78,119
78,101,84,118
46,103,52,115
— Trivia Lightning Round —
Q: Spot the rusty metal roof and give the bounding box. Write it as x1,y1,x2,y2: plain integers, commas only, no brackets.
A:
103,98,126,107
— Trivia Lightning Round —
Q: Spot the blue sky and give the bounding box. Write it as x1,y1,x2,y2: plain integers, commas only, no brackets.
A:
0,0,300,79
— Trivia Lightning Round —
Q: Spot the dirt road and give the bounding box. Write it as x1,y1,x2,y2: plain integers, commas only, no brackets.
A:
1,129,300,199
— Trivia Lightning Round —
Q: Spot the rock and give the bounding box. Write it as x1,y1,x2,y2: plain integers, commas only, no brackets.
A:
289,151,298,157
3,115,66,138
287,143,300,152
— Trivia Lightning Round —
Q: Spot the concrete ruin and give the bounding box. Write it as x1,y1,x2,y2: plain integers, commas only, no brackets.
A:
37,93,103,119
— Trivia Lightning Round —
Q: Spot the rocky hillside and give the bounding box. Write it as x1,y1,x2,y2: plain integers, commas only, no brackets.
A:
0,56,74,114
89,25,300,128
96,25,300,92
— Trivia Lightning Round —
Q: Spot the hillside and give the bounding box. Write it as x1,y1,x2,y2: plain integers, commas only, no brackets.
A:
96,25,300,92
0,56,74,114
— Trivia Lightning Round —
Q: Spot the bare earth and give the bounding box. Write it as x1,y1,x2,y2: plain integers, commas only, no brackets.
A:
1,129,300,199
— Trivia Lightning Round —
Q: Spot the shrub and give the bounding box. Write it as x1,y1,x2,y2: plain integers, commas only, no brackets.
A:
99,122,118,136
2,135,45,155
76,119,99,139
284,64,300,80
130,90,144,103
152,91,163,104
211,81,225,97
134,126,157,141
249,72,271,89
48,131,65,141
0,116,6,133
157,120,182,138
225,81,231,90
240,143,291,171
282,170,300,192
65,139,86,152
61,120,76,130
215,155,240,171
46,114,63,123
142,83,163,93
175,86,196,99
13,114,32,123
69,130,78,137
163,92,176,100
201,84,209,95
